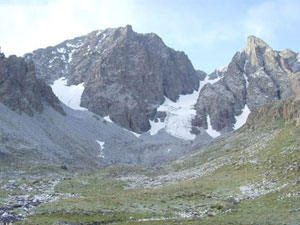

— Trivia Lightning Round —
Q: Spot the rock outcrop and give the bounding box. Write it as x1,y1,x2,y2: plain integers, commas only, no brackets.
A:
0,54,65,116
246,96,300,129
192,36,300,133
26,25,199,133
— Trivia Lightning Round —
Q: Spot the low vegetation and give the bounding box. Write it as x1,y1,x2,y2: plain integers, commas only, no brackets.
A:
1,100,300,224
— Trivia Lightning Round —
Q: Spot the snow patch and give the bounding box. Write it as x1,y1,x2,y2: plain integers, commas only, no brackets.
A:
103,116,112,123
148,75,221,140
206,115,220,138
96,140,105,158
233,105,251,130
101,33,107,40
152,92,198,140
51,77,87,111
61,54,66,61
243,73,249,87
57,47,66,54
66,42,83,48
68,49,76,63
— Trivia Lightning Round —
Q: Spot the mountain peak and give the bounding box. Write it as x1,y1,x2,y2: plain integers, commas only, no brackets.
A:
124,24,133,32
247,35,269,47
118,24,133,35
26,25,199,134
245,35,271,54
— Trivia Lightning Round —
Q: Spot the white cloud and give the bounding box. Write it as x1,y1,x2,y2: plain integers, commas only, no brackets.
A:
242,0,300,41
0,0,299,72
0,0,241,56
0,0,138,56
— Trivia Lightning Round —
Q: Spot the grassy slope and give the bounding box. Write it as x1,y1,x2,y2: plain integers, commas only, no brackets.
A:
13,121,300,225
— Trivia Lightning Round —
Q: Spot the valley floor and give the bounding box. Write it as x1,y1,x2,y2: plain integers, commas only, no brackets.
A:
1,124,300,225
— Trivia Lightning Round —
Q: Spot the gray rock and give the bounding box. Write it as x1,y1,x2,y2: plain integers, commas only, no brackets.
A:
193,36,298,133
25,25,199,133
206,211,216,217
227,196,239,205
0,53,65,116
0,101,203,169
197,70,207,81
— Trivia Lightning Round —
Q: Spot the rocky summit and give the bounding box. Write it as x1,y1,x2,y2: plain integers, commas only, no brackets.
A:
192,36,300,134
26,25,199,133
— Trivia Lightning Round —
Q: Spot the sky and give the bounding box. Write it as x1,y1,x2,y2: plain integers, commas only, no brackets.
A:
0,0,299,73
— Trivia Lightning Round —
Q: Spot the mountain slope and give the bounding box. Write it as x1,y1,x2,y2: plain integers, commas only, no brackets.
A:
192,36,300,134
25,25,200,133
6,96,300,225
1,99,207,169
0,53,206,170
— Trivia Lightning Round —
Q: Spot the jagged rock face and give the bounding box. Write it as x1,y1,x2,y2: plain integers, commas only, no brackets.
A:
0,54,65,116
26,25,199,133
193,36,299,133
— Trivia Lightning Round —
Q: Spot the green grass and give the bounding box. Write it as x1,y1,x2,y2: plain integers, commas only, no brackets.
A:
12,124,300,225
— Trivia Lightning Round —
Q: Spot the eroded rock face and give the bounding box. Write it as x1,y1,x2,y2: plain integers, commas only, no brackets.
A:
0,54,65,116
26,25,199,133
193,36,299,133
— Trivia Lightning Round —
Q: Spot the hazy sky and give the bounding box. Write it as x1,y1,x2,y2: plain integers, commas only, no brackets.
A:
0,0,299,73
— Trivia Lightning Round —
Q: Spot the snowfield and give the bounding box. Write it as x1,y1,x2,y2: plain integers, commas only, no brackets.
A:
234,105,251,130
205,115,220,138
51,77,87,111
149,75,221,140
96,140,105,158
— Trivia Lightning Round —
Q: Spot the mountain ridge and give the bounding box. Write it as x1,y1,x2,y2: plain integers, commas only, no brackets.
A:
25,28,300,140
192,35,300,135
25,25,199,133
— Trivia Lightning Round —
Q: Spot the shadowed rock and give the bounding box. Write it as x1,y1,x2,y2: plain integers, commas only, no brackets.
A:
0,53,65,116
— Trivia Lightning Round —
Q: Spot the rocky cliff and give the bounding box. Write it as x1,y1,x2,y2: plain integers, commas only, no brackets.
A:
25,25,199,133
0,53,65,116
192,36,300,134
